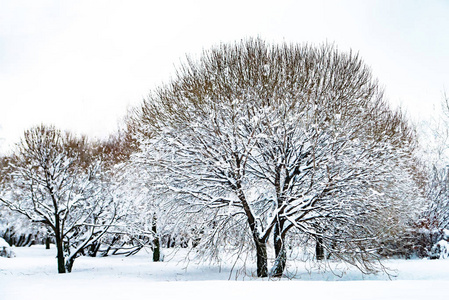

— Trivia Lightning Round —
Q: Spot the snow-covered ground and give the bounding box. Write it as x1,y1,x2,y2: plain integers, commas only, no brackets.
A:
1,246,448,300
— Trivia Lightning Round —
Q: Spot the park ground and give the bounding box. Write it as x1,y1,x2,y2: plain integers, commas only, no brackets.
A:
1,245,448,300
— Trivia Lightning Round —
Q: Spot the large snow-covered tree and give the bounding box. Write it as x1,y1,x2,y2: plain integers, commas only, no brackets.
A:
0,125,118,273
132,39,424,277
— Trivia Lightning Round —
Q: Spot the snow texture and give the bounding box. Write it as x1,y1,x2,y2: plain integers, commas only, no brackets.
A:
1,246,449,300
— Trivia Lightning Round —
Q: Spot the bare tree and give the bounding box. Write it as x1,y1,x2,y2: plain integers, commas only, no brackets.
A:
0,125,117,273
423,94,449,244
132,38,424,277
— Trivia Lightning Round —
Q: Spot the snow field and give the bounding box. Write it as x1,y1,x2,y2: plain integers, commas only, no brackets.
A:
1,246,449,300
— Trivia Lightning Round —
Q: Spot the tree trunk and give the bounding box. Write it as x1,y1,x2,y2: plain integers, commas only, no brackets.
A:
45,236,51,249
270,222,287,277
316,235,325,261
54,221,66,274
65,256,75,273
88,242,101,257
152,214,161,262
55,234,65,273
153,237,161,262
254,237,268,278
235,183,267,277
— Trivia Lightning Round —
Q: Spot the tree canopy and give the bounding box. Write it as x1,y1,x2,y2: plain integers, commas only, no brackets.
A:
131,38,424,277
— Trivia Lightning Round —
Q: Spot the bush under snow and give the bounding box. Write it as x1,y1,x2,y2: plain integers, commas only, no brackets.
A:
430,229,449,259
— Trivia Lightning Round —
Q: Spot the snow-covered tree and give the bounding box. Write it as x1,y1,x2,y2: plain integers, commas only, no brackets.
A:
248,95,424,275
101,159,162,259
428,96,449,228
131,38,424,277
77,129,177,262
428,167,449,231
415,95,449,257
0,125,118,273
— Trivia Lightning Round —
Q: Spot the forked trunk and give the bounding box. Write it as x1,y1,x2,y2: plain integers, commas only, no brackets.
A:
235,182,268,277
270,222,286,277
65,255,75,273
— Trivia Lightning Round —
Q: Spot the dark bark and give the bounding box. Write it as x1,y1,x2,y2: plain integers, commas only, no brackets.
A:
254,237,268,277
17,235,25,246
54,219,66,273
45,236,51,249
88,242,101,257
24,234,34,247
236,185,268,277
100,235,119,257
152,214,161,262
55,236,65,273
270,163,291,277
270,221,287,277
232,175,269,278
316,236,325,261
65,256,75,273
153,237,161,262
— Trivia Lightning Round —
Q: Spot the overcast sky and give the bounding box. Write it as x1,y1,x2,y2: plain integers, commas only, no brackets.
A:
1,0,448,153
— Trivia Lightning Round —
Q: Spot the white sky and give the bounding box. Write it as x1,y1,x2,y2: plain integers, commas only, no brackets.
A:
1,0,448,153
